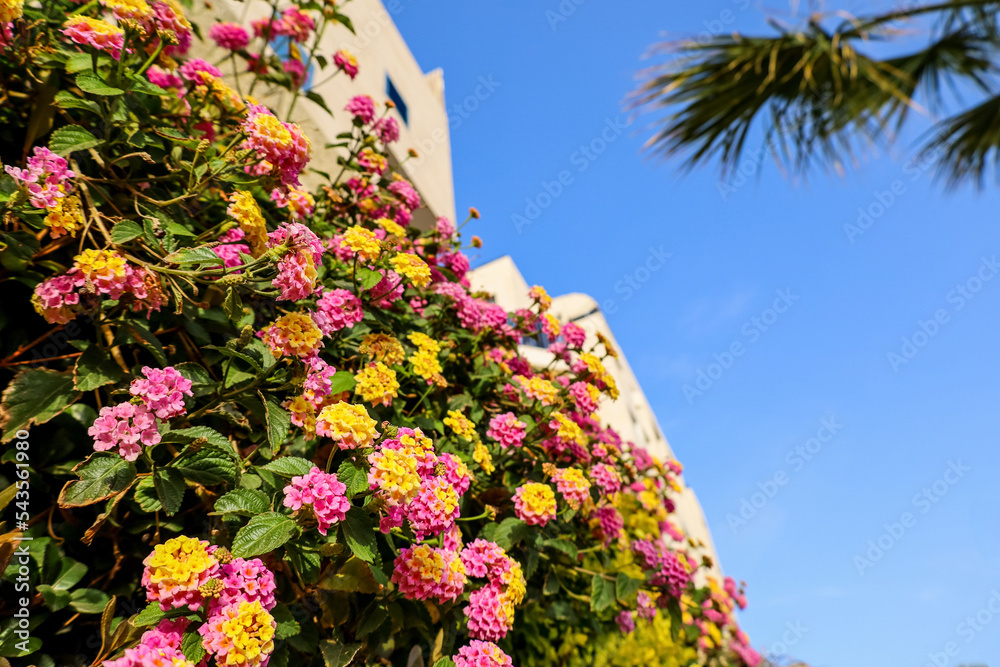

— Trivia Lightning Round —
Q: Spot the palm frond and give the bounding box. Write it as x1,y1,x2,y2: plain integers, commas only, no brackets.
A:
925,92,1000,187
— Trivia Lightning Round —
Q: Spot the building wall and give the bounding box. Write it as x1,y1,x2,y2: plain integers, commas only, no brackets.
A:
469,256,721,576
190,0,456,225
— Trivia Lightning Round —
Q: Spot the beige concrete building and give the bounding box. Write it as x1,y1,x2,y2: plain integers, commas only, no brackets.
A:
193,0,456,227
470,257,721,574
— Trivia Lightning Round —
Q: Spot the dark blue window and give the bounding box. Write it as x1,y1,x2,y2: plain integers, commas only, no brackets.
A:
386,75,409,125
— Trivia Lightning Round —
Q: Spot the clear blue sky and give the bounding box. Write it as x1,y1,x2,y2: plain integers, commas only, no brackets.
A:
391,2,1000,666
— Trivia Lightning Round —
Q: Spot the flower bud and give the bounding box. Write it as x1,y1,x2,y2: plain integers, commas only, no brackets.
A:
469,207,480,219
213,547,233,564
216,274,244,286
198,578,224,599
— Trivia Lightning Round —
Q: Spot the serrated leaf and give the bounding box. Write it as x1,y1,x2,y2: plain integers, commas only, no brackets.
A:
110,220,143,244
161,426,232,452
590,575,615,612
336,459,368,496
134,476,162,511
75,72,123,96
172,445,238,486
58,454,136,508
356,267,383,290
164,247,225,265
356,607,387,637
285,543,321,583
153,467,185,515
1,368,80,442
260,392,290,450
132,603,166,627
543,538,578,561
615,572,642,604
494,517,529,550
180,630,206,663
231,512,297,558
213,488,270,515
48,125,102,156
271,604,301,640
341,508,377,563
223,287,242,321
261,456,314,477
54,90,101,113
73,345,124,392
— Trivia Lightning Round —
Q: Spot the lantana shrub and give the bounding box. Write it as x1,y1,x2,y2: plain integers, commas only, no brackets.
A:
0,1,762,666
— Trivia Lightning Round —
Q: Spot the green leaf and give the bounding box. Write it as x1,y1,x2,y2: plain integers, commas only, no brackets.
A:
121,322,167,365
70,588,111,614
433,659,457,667
161,426,232,451
54,90,101,114
590,575,615,612
134,476,162,511
320,641,362,667
261,456,314,477
181,630,206,663
223,287,242,321
132,603,167,627
153,467,186,515
37,584,72,611
355,607,387,637
75,72,124,96
110,220,143,244
1,368,81,442
213,488,271,516
66,52,95,73
356,267,383,290
260,392,290,450
328,370,357,394
172,446,238,486
48,125,102,156
543,538,578,561
50,560,88,590
271,604,301,640
164,247,225,265
58,453,137,507
341,508,377,563
615,572,642,604
231,512,297,558
494,517,529,550
318,556,378,593
73,345,124,392
285,543,321,583
336,459,368,497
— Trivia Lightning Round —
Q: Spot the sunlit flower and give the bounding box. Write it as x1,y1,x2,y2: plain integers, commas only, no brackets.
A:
259,311,323,358
513,483,556,526
354,361,399,407
141,536,219,611
391,545,466,603
316,402,378,449
62,16,125,60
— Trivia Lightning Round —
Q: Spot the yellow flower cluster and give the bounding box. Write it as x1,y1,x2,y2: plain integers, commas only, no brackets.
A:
358,333,405,365
286,187,315,219
473,441,494,475
354,361,399,407
263,312,322,359
444,410,476,440
228,190,268,257
374,216,406,238
74,248,127,283
542,312,562,337
368,447,422,506
197,72,244,111
0,0,24,22
341,225,380,262
596,331,619,359
515,374,560,405
498,558,526,620
578,353,620,400
316,401,378,449
399,426,434,453
44,195,85,238
517,482,557,520
359,149,388,175
391,252,431,287
143,535,217,591
410,543,467,583
529,284,552,311
551,412,587,446
211,600,276,667
250,113,293,151
407,332,444,385
100,0,153,20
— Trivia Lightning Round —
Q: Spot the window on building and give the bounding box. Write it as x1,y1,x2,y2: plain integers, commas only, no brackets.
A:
386,75,409,125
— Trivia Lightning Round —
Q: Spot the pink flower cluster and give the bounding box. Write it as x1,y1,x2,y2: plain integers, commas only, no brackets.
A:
282,466,350,535
632,539,691,596
178,58,221,83
615,610,636,634
460,540,524,641
209,21,250,50
89,402,161,461
594,505,624,545
345,95,376,124
208,551,278,613
375,117,401,144
102,642,189,667
241,103,311,188
61,16,125,60
253,6,315,42
486,412,527,448
387,178,418,208
436,216,456,239
333,49,358,79
311,288,363,334
212,228,251,268
589,463,622,496
568,381,598,414
5,146,76,209
150,0,193,55
405,476,461,540
268,222,323,301
562,321,587,348
129,366,193,419
453,641,513,667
